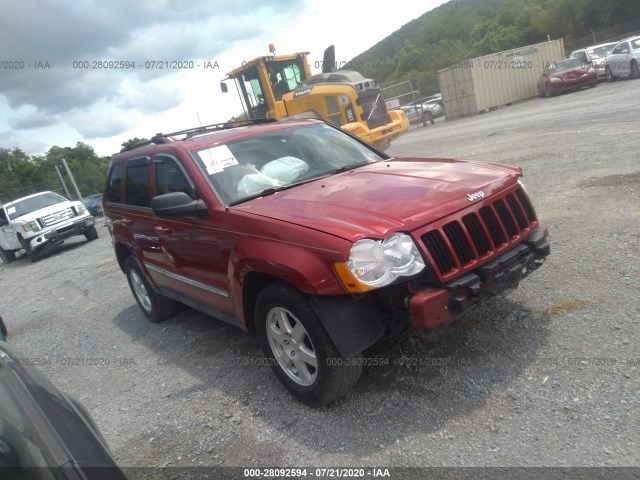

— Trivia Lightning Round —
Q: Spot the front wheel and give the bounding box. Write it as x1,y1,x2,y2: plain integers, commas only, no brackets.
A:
124,256,177,322
606,67,614,82
84,226,98,241
19,238,38,262
256,282,362,406
631,61,640,79
423,111,435,126
0,247,16,264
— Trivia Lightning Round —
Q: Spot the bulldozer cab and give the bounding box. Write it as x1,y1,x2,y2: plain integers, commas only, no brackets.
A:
224,53,312,119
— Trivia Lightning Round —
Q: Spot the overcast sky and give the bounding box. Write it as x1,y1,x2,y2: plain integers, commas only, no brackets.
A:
0,0,447,157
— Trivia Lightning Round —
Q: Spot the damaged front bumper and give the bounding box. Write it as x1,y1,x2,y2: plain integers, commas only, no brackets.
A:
26,216,95,253
408,227,550,331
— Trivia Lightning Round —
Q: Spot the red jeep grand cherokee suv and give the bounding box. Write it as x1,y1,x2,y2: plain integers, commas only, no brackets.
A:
104,119,549,406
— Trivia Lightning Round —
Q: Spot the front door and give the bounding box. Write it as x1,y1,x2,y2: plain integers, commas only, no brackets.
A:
0,207,20,251
146,154,234,315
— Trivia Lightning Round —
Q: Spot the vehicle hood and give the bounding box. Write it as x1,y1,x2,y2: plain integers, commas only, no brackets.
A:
10,201,79,223
233,158,521,242
554,67,589,79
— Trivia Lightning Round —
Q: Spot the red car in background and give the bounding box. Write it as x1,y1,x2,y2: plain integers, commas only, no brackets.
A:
538,58,597,97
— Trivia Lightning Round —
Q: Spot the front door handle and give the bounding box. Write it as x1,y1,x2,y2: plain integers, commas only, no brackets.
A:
154,226,172,234
121,218,133,226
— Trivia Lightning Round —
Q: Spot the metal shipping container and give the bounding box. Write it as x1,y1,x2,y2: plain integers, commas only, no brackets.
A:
437,39,565,120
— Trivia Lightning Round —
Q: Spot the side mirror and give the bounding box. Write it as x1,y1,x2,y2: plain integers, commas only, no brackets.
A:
220,82,228,94
151,192,208,217
0,314,7,341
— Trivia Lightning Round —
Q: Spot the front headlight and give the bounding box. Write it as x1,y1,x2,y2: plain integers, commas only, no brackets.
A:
76,204,88,216
549,77,562,83
346,233,425,289
22,221,41,233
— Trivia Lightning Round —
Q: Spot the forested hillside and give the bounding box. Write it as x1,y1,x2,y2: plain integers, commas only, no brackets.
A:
0,143,109,203
353,0,640,96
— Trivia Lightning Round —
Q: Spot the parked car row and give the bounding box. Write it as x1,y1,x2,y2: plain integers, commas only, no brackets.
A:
400,95,444,127
538,35,640,98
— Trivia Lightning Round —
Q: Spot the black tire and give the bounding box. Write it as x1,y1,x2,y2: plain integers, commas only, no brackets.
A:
423,111,435,125
124,256,178,322
256,282,362,407
84,225,98,241
631,61,640,80
606,67,614,82
0,247,16,264
17,236,39,262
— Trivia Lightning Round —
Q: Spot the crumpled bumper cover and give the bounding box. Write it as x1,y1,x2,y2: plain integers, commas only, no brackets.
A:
28,216,95,251
409,227,550,330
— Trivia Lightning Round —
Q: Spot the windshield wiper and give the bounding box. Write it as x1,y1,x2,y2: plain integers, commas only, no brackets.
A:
332,162,373,174
228,179,317,206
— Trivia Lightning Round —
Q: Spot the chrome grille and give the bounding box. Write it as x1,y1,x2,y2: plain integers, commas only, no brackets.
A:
39,208,74,227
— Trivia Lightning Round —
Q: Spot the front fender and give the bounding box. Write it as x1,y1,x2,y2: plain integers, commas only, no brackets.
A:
229,237,385,357
231,236,346,297
0,227,22,251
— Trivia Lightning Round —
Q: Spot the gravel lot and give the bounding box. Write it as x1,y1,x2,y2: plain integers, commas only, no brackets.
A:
1,79,638,477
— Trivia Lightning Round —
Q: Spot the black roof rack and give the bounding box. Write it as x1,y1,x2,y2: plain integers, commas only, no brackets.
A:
120,118,277,152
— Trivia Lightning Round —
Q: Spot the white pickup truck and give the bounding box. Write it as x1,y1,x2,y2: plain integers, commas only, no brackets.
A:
0,191,97,263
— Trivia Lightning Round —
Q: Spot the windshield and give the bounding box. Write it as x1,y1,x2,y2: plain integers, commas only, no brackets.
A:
194,123,385,205
5,192,68,220
547,58,582,73
587,45,615,58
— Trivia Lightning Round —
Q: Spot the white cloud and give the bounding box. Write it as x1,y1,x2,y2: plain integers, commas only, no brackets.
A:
0,0,447,157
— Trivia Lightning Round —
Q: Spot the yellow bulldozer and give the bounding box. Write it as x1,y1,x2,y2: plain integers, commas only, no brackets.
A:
221,46,409,151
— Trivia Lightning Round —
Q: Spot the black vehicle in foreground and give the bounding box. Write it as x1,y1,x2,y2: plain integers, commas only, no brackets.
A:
0,315,126,479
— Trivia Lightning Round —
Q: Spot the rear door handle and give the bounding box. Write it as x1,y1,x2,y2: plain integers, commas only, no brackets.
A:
154,226,172,234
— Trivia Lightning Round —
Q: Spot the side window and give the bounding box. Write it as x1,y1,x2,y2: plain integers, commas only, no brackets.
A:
155,157,194,198
125,164,151,207
612,44,622,55
105,164,124,203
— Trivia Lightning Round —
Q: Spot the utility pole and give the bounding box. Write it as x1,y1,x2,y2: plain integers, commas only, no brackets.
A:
55,165,72,199
589,29,596,44
61,158,83,201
